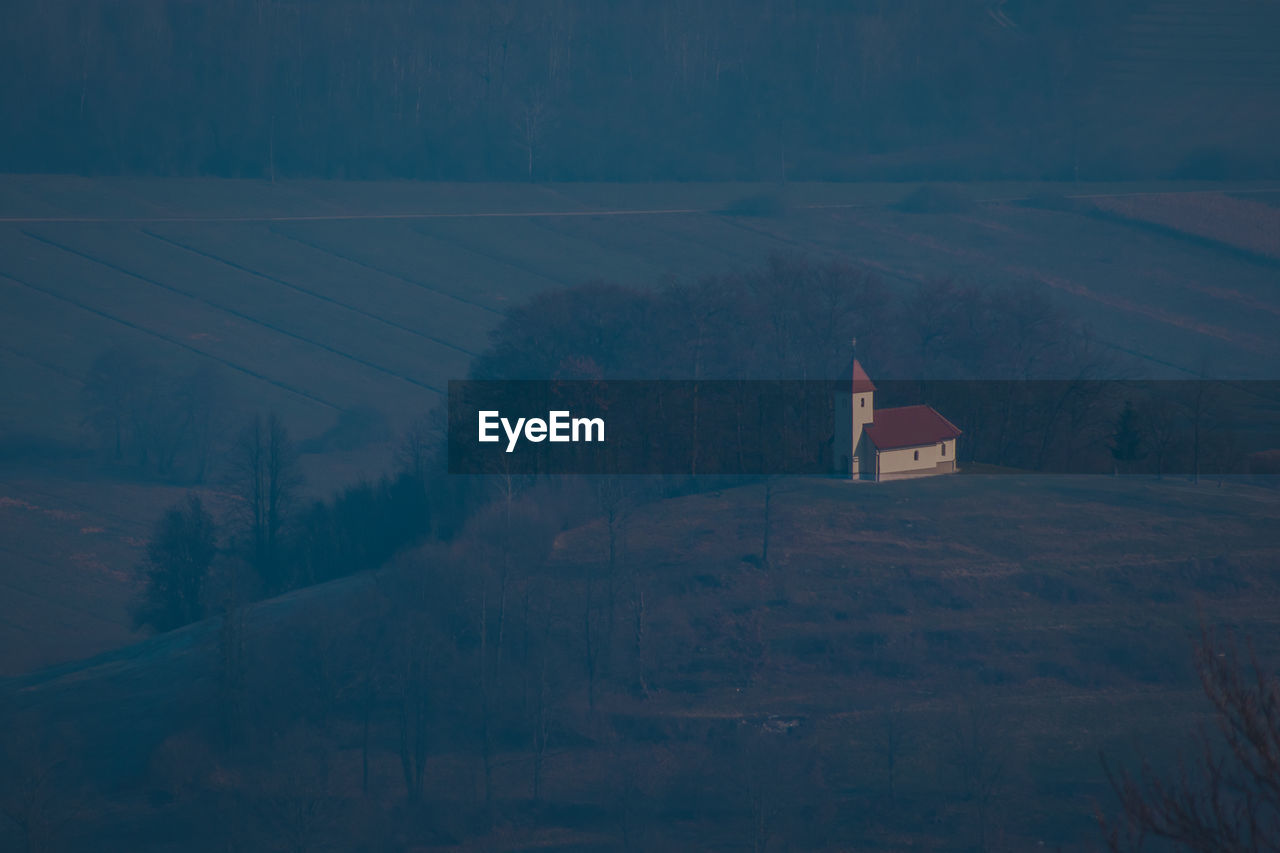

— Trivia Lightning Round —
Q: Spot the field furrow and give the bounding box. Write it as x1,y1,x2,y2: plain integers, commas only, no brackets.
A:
142,224,494,353
18,228,445,404
0,269,341,415
268,222,518,316
142,228,477,358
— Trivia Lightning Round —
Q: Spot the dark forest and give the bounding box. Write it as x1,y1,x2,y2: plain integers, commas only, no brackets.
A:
5,0,1278,181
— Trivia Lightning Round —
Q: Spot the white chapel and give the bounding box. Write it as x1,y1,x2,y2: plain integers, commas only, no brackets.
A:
833,358,962,481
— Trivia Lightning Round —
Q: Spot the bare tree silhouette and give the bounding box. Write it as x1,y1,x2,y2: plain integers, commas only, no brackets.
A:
1102,629,1280,852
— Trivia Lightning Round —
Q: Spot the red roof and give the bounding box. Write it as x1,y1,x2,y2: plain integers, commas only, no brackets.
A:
864,405,961,450
844,357,876,393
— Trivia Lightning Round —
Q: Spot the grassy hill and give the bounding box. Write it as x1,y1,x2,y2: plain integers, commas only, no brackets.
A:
5,473,1279,850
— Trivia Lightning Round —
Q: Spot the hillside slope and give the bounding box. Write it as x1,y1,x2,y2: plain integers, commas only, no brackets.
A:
5,474,1279,850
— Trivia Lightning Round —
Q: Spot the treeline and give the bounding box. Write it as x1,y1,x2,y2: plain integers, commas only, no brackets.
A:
473,255,1103,383
3,0,1202,181
474,252,1118,476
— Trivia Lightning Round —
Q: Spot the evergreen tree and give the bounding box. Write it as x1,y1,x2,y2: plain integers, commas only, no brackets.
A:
1109,401,1147,475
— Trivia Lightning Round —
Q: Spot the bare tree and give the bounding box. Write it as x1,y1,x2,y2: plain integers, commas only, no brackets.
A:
80,345,149,462
1102,629,1280,852
595,476,633,674
1208,430,1244,486
1144,397,1184,480
176,363,229,483
627,556,651,699
228,413,302,594
512,86,551,180
1183,377,1223,486
375,545,480,806
379,561,437,804
900,277,966,378
760,475,777,568
453,495,556,817
396,411,443,485
582,556,605,711
342,603,392,798
881,703,907,806
81,348,228,480
524,590,555,803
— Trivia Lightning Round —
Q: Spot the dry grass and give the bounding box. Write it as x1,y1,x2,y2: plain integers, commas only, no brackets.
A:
8,473,1280,850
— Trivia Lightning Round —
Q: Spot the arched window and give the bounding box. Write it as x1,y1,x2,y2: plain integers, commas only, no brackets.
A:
941,442,947,457
913,450,919,461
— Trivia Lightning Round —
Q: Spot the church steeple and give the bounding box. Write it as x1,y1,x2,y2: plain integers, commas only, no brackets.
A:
834,343,876,477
